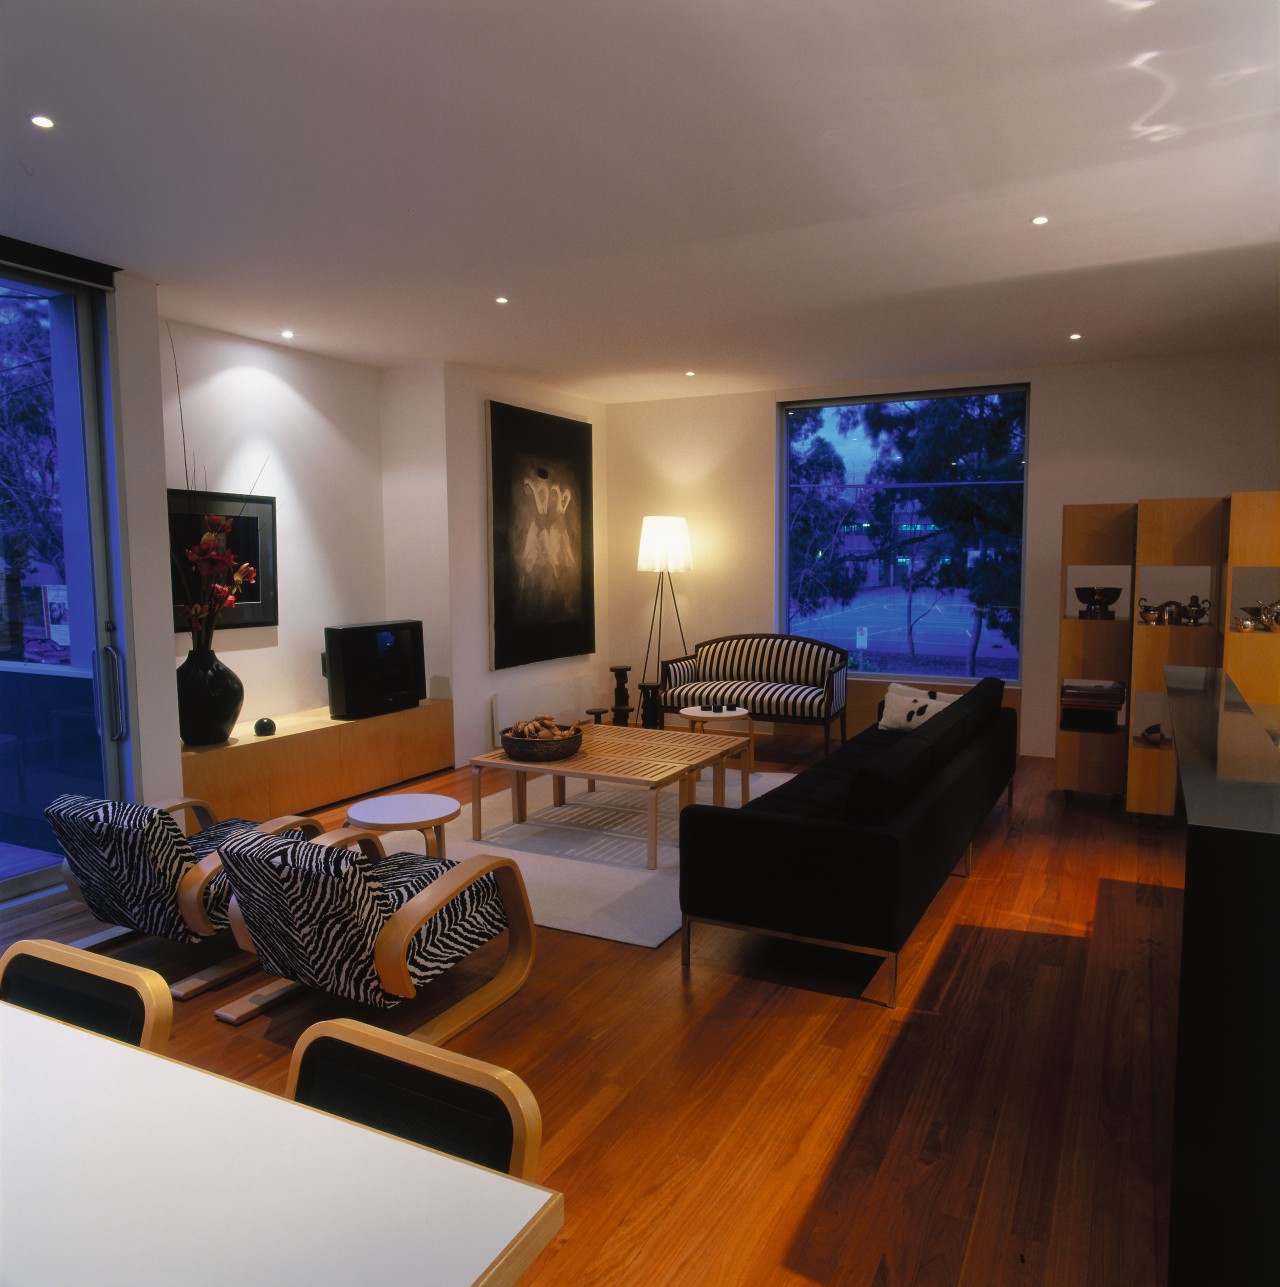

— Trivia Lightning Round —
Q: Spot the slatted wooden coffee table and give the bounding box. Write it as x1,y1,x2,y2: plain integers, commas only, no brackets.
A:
469,723,749,869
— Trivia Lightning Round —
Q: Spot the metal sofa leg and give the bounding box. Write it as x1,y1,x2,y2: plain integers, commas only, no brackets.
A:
883,952,897,1009
951,842,974,879
681,915,692,969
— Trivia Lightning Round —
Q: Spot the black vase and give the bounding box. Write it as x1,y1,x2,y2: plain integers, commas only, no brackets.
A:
176,648,244,746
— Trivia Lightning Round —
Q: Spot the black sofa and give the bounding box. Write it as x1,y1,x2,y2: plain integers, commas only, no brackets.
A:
679,676,1017,1006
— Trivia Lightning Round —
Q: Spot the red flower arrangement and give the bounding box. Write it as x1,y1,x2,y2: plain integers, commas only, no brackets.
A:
173,514,256,649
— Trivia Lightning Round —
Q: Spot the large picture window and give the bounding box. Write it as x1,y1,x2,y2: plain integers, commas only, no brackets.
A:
782,386,1027,681
0,248,117,898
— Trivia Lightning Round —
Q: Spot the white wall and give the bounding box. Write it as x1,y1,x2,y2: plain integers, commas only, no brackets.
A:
606,391,776,683
1017,351,1277,755
443,365,609,762
105,275,182,801
604,349,1280,758
380,361,452,698
161,322,386,720
145,327,1275,770
155,332,609,770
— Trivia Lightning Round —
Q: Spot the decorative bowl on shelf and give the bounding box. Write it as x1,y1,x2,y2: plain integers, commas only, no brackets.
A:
1074,586,1122,620
500,722,583,762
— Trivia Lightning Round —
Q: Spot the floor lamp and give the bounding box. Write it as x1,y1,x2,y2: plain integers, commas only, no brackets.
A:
636,515,691,727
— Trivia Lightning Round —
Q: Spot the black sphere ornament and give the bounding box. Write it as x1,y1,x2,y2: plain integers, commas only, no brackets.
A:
254,717,277,737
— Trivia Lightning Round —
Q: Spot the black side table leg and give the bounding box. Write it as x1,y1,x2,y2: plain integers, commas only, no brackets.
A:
638,682,663,729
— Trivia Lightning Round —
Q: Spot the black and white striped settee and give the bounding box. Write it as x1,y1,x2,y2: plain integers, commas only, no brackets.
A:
661,633,849,753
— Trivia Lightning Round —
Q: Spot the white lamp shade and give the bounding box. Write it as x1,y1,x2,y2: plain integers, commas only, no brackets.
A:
637,515,692,573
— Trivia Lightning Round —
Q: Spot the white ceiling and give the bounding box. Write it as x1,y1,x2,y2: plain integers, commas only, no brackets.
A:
3,0,1277,403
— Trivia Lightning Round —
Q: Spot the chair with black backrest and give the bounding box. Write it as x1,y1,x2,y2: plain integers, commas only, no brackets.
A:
0,938,173,1051
43,794,322,999
213,827,536,1044
288,1018,542,1180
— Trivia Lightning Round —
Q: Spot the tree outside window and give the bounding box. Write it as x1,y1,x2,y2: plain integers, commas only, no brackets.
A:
0,286,66,665
783,387,1026,680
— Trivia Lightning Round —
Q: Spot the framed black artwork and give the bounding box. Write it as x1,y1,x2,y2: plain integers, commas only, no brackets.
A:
487,401,595,670
168,489,278,632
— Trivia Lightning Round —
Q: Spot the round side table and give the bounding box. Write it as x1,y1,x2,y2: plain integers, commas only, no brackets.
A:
679,705,755,775
344,792,462,860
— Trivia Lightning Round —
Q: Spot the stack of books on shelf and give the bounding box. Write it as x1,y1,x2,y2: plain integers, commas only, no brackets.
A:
1060,679,1127,732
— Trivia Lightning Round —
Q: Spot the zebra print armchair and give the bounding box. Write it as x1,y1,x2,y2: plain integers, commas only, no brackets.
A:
43,794,321,998
212,828,536,1044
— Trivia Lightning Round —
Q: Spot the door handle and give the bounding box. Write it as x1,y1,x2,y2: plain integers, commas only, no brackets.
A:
103,644,129,743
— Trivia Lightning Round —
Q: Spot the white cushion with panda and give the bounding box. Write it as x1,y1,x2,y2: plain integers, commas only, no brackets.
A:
878,684,960,731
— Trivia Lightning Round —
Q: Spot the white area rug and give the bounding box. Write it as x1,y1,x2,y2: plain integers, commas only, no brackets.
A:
374,771,792,949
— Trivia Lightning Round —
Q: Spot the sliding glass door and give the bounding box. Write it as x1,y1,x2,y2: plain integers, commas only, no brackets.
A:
0,267,123,899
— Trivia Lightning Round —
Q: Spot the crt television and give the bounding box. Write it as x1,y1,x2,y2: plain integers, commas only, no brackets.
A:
323,620,426,720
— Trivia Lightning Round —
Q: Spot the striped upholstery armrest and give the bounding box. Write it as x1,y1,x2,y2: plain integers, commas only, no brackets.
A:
661,655,697,689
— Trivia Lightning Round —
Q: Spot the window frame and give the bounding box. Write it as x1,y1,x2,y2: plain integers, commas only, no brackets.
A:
777,383,1029,684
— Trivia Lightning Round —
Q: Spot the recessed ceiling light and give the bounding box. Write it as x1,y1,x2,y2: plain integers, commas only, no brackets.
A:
685,371,696,377
495,297,509,305
1069,333,1082,341
280,330,295,339
1031,215,1049,225
30,115,54,129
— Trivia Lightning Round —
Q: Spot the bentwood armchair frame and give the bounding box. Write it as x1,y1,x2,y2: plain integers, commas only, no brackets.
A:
215,829,537,1046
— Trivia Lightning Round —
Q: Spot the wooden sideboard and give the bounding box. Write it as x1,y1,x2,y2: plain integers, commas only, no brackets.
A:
181,700,454,820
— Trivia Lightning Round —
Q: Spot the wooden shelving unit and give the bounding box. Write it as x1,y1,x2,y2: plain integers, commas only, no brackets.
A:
181,699,454,820
1125,496,1225,818
1221,490,1280,708
1055,504,1136,797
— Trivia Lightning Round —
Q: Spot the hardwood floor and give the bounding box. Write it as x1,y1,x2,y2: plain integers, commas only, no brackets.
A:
0,740,1181,1286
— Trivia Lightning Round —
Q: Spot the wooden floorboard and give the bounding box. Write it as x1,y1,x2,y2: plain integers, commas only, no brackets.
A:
0,742,1182,1286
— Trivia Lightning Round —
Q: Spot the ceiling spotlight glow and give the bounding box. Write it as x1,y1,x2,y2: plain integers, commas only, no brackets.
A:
495,296,509,305
30,115,54,129
1031,215,1049,225
1069,333,1082,341
280,330,295,339
685,371,696,377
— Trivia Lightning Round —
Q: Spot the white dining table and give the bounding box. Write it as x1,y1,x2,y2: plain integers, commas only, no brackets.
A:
0,1002,563,1287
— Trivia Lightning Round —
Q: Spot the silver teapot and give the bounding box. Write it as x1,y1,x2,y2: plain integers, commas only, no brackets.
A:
1138,597,1187,625
1184,595,1211,625
1242,602,1277,630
